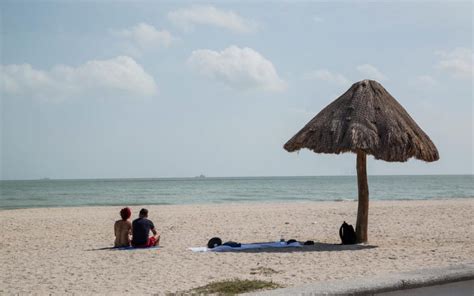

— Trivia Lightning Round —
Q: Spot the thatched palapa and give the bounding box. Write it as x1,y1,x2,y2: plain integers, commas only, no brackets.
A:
284,79,439,243
284,80,439,162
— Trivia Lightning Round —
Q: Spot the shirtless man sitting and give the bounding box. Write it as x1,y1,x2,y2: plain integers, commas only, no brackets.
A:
114,207,132,247
131,208,160,248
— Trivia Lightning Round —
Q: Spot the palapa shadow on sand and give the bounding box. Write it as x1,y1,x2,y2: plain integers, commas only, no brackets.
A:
234,242,378,253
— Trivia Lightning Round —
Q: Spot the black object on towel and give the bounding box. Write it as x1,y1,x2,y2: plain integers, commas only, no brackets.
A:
286,239,297,244
303,240,315,245
222,241,241,248
207,237,222,248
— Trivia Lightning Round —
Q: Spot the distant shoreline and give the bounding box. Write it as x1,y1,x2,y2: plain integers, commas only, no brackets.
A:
1,196,473,211
1,174,473,182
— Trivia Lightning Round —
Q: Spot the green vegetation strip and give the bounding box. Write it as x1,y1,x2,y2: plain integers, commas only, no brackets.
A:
189,278,282,295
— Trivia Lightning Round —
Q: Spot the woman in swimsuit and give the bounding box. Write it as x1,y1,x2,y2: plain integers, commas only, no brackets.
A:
114,207,132,247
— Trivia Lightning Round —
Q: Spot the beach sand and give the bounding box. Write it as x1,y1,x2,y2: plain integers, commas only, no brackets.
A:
1,199,473,295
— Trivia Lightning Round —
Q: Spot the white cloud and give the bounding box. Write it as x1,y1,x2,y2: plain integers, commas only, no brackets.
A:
168,5,258,33
304,69,350,86
435,47,473,79
356,64,388,81
188,46,286,92
1,56,157,101
416,75,437,86
113,23,175,54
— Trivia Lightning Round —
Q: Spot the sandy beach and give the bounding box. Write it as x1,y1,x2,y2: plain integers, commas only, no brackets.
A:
1,199,473,295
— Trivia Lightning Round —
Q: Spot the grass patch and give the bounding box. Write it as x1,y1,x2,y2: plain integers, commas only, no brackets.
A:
188,278,282,295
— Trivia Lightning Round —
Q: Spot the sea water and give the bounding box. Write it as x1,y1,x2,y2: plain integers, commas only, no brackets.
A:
0,175,472,209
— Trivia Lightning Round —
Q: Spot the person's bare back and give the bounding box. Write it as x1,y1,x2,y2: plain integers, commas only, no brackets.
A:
114,220,131,247
114,207,132,247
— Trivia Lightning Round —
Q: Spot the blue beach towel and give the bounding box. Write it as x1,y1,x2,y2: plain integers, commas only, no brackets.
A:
189,241,301,252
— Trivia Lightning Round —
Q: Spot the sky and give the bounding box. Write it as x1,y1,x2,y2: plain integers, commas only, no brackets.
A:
0,1,472,180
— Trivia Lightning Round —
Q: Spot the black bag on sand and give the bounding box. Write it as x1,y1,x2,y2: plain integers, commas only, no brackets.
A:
207,237,222,248
339,221,357,245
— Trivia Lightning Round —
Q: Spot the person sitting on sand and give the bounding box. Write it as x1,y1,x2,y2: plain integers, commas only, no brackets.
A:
114,207,132,247
131,208,160,248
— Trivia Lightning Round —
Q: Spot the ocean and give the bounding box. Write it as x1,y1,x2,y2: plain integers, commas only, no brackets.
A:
0,175,472,210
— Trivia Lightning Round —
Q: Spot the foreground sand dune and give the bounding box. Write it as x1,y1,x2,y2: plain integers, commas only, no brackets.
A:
1,199,473,295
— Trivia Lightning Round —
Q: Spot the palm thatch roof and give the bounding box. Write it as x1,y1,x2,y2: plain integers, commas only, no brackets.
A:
284,80,439,162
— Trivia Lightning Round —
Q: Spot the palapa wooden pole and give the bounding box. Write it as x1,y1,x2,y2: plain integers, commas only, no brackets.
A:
355,150,369,243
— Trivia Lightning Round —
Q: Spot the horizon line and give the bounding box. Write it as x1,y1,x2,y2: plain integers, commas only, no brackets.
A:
1,173,473,182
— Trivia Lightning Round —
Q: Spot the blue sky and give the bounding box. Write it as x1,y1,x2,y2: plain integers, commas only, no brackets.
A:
1,1,472,180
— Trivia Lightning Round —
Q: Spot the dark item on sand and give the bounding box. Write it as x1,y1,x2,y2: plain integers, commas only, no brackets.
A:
339,221,357,245
223,241,242,248
207,237,222,249
286,239,297,244
284,80,439,243
303,240,315,246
